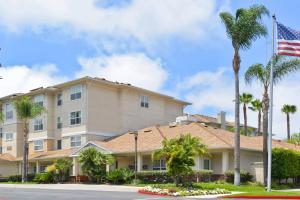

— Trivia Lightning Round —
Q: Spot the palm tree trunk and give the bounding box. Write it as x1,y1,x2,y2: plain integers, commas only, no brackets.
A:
287,113,290,140
262,86,269,186
233,49,240,186
22,121,29,182
258,110,261,136
243,103,247,136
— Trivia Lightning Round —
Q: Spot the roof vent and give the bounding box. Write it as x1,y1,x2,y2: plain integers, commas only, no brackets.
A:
175,115,197,125
144,129,152,133
169,122,177,128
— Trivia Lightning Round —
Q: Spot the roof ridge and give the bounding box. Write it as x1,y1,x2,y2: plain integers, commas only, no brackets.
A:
194,122,232,147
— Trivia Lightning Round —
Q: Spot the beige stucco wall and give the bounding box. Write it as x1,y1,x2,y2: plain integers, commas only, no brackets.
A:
0,161,19,177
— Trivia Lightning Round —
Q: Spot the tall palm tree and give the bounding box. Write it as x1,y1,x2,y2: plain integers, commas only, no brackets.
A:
245,55,300,185
281,104,297,140
240,93,253,136
220,5,269,185
14,96,45,182
249,99,263,136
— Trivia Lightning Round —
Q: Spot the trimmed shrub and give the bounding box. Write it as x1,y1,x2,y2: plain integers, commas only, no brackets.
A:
194,170,214,182
106,168,134,184
225,170,253,183
33,172,58,183
8,173,35,182
137,171,173,184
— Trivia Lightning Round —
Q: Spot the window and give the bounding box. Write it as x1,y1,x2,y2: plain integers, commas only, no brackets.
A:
70,111,81,125
152,159,166,170
0,128,2,138
6,146,12,151
203,159,211,170
57,140,62,150
34,118,43,131
34,140,43,151
5,103,13,120
70,135,81,147
70,85,82,100
34,95,44,107
0,146,2,154
140,96,149,108
57,93,63,106
5,133,13,141
57,117,62,129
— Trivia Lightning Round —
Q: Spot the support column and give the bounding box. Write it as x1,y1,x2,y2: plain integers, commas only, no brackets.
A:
137,153,142,172
36,161,40,174
72,157,78,176
194,156,201,170
222,151,230,173
106,164,110,173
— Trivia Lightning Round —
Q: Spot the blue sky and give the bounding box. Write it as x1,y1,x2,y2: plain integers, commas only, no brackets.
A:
1,0,300,138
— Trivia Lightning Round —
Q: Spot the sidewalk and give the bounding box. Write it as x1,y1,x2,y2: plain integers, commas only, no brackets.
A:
0,183,141,192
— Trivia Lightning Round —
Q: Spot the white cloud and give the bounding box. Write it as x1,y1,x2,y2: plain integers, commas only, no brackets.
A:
0,64,68,96
0,0,227,46
76,53,168,91
182,67,300,139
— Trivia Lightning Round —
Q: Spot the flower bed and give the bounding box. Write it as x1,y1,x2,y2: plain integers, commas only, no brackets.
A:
139,186,231,197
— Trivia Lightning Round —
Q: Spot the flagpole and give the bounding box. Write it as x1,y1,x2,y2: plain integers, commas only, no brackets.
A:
267,14,276,192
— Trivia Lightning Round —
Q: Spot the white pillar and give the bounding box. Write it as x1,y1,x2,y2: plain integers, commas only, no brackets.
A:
137,153,142,172
36,161,40,173
72,157,78,176
106,164,110,173
194,156,201,170
18,162,22,175
222,151,229,173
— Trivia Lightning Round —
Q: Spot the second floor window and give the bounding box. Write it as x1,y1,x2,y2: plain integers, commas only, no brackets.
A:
57,117,62,129
0,128,2,138
57,94,63,106
140,96,149,108
5,133,13,141
70,85,82,100
70,135,81,147
5,103,13,120
34,118,43,131
34,140,43,151
70,111,81,125
34,95,44,107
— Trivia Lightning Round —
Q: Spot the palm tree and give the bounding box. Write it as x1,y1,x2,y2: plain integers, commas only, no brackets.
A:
281,104,297,140
14,96,45,182
220,5,269,185
249,99,263,135
240,93,253,136
245,55,300,185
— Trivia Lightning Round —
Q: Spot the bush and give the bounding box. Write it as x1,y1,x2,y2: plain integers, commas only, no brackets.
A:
33,172,58,183
137,171,173,184
194,170,214,182
55,158,73,182
225,170,253,183
8,173,35,182
106,168,134,184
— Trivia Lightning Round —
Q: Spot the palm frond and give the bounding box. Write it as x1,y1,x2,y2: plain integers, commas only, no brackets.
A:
245,63,266,84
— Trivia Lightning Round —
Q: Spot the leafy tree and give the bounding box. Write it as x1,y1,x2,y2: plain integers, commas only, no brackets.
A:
78,147,114,183
14,96,45,182
153,134,209,187
245,55,300,185
287,133,300,146
240,93,253,136
220,5,269,185
55,158,73,182
282,104,297,140
249,99,263,135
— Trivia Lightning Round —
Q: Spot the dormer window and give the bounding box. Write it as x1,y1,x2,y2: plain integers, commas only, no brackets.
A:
34,95,44,107
140,95,149,108
70,85,82,100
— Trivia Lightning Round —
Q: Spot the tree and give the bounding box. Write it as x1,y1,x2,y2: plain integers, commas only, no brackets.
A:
245,55,300,185
220,5,269,185
55,158,73,182
153,134,209,187
14,96,45,182
240,93,253,136
287,133,300,146
78,147,114,183
249,99,263,135
281,104,297,140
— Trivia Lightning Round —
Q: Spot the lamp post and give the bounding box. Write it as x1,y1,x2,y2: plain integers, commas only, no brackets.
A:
129,130,138,182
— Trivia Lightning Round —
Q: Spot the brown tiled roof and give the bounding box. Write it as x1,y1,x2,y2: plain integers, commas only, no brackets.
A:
94,122,300,153
0,153,17,161
16,148,77,161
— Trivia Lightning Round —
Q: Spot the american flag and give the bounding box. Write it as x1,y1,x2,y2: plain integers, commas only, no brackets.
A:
277,22,300,57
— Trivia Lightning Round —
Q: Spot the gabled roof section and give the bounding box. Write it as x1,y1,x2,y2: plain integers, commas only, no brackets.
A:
70,141,112,156
0,153,17,161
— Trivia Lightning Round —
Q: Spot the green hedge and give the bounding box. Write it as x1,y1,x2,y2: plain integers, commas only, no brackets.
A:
224,170,253,183
106,168,134,184
33,172,59,183
272,148,300,183
7,174,35,182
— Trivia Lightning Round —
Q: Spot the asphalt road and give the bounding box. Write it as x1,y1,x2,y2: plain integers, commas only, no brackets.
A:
0,188,220,200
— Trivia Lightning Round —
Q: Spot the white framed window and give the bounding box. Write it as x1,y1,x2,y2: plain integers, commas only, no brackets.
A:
57,140,62,150
5,133,13,141
203,159,211,170
0,128,2,138
152,159,166,170
0,146,2,154
70,85,82,100
5,103,13,120
34,118,43,131
57,117,62,129
34,140,44,151
70,111,81,125
57,93,63,106
140,96,149,108
70,135,81,147
34,95,44,107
